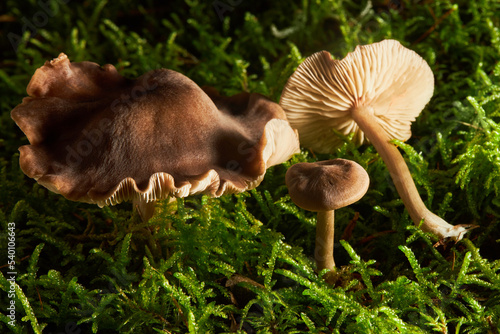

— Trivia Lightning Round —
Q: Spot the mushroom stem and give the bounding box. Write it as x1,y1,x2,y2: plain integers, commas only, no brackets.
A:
315,210,335,272
352,106,470,241
133,198,157,221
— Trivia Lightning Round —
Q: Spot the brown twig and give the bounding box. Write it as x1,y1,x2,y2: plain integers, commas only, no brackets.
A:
412,6,457,45
359,230,397,244
36,286,43,311
341,212,359,241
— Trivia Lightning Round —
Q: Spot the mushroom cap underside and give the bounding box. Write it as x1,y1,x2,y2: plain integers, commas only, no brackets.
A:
280,39,435,153
285,159,370,212
11,53,300,207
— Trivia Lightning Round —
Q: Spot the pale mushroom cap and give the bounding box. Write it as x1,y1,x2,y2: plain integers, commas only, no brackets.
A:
11,53,300,207
285,159,370,212
280,39,434,153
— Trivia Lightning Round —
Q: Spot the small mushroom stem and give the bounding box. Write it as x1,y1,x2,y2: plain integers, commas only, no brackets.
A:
315,210,335,272
352,106,470,241
133,197,157,221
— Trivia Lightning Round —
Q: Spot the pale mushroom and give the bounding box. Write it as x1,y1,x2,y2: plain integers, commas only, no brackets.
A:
286,159,369,275
280,39,473,241
11,53,300,219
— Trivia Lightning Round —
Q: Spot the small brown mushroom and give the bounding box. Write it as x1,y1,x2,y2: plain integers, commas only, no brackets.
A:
285,159,369,276
11,53,300,219
280,39,473,241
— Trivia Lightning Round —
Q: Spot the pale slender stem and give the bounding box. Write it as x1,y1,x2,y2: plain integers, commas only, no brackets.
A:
352,106,469,241
315,210,335,272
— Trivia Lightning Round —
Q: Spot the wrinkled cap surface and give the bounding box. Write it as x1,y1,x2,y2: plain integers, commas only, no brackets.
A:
285,159,369,212
280,39,434,153
11,53,300,207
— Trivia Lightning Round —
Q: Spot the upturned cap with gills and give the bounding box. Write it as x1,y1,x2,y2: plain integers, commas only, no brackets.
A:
11,53,300,214
280,39,434,152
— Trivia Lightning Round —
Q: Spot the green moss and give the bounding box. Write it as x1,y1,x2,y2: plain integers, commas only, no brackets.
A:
1,0,500,332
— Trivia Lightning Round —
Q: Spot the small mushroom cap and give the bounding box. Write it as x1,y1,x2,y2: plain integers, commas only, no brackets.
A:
285,159,369,212
11,53,300,207
280,39,434,153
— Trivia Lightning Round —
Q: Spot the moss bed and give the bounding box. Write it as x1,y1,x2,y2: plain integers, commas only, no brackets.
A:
1,0,500,332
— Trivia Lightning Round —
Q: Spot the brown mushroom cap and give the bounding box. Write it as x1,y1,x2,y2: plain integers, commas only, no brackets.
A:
285,159,369,212
280,39,434,153
11,53,300,207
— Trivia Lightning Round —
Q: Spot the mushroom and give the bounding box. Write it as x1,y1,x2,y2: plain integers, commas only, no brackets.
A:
285,159,369,276
280,39,472,241
11,53,300,219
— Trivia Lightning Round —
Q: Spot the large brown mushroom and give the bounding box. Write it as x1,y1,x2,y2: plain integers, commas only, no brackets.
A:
11,53,300,219
280,40,473,241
